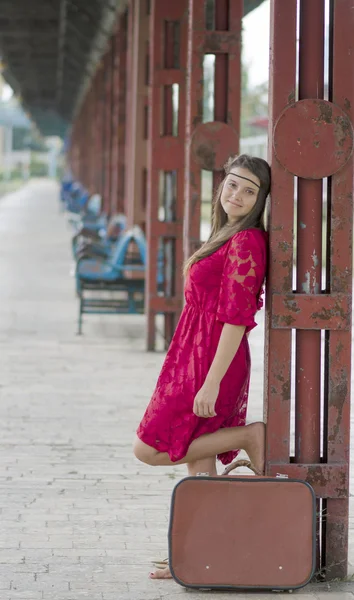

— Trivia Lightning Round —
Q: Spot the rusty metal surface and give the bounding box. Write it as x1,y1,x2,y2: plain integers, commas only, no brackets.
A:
264,0,297,466
271,293,351,330
267,463,348,499
295,0,324,478
266,0,353,580
191,121,239,171
273,99,353,179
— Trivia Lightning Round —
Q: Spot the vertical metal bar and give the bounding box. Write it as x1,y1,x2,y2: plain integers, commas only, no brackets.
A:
82,99,89,188
214,0,228,123
163,20,176,345
110,24,119,214
324,0,354,579
215,0,228,29
295,3,325,572
124,0,135,217
295,0,324,466
100,65,106,199
117,13,128,215
76,113,82,184
163,22,174,139
184,0,204,259
88,85,96,195
321,0,333,574
69,123,76,181
80,98,86,189
94,66,105,197
103,44,114,215
213,0,228,193
125,0,149,229
264,0,297,466
146,0,160,350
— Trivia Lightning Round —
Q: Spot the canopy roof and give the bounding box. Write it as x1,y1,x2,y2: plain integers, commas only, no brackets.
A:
0,0,265,137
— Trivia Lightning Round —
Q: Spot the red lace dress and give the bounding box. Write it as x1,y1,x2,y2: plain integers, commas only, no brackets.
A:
137,228,268,465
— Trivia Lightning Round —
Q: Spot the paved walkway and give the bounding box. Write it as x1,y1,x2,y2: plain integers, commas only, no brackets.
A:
0,180,353,600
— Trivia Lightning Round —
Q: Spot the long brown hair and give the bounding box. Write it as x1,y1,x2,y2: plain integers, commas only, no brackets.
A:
183,154,271,275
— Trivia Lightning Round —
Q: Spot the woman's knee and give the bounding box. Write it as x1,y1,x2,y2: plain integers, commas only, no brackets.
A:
133,437,157,465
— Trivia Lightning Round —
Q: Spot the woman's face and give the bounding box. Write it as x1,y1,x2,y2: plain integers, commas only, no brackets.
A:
220,166,260,224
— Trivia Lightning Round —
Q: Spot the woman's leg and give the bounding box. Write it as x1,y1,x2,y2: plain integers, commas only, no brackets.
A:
149,457,217,580
187,456,218,477
134,422,265,475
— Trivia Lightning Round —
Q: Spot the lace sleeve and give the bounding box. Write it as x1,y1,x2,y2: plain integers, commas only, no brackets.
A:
216,230,267,333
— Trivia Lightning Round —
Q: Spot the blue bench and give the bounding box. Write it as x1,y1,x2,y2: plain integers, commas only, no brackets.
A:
71,214,126,261
75,226,147,334
61,180,89,214
60,179,107,233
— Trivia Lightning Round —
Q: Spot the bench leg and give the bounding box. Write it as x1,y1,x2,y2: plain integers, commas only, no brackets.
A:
77,296,83,335
128,289,135,313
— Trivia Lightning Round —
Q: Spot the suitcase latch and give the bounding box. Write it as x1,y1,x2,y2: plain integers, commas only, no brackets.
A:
275,473,289,479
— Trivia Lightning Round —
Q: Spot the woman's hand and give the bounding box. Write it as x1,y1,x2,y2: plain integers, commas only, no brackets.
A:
193,381,220,418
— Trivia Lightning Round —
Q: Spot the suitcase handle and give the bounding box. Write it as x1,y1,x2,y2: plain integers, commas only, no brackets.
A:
222,459,259,476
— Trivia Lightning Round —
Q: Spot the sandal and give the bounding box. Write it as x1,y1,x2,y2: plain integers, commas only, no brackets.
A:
151,557,168,568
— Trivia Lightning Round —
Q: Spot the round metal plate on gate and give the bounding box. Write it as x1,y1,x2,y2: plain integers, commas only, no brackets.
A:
273,99,353,179
190,121,239,171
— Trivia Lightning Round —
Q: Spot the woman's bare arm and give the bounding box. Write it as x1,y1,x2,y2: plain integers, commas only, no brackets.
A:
193,323,246,418
205,323,246,385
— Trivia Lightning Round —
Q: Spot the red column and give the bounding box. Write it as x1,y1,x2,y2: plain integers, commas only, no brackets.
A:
69,122,78,181
146,0,187,350
79,94,90,190
124,0,150,229
110,13,127,215
88,85,96,195
265,0,354,579
94,65,105,198
78,99,85,188
103,43,114,215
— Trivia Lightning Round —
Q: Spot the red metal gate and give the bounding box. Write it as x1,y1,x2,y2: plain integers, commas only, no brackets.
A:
265,0,353,578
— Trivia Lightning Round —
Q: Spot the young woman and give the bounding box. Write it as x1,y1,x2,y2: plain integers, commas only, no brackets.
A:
134,154,271,579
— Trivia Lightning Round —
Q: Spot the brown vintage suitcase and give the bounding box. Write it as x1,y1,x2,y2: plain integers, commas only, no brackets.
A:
168,461,316,592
